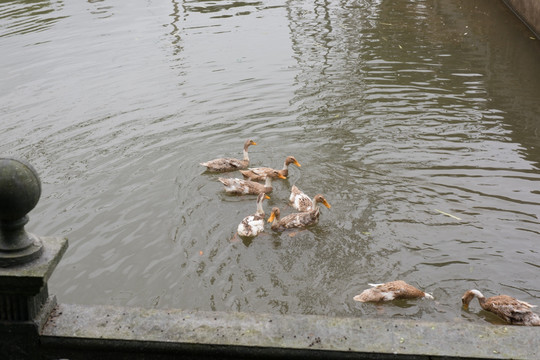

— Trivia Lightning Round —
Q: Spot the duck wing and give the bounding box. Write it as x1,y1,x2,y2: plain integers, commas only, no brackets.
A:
240,167,273,181
219,178,265,195
202,157,247,172
238,214,265,237
379,281,428,299
354,281,430,302
289,185,313,212
278,209,319,229
485,295,538,324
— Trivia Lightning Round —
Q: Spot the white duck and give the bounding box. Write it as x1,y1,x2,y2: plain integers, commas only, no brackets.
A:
237,193,270,237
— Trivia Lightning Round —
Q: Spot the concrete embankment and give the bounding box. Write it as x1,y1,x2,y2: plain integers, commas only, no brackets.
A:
503,0,540,38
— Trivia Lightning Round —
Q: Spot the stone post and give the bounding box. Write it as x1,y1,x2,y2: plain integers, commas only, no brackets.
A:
0,157,68,359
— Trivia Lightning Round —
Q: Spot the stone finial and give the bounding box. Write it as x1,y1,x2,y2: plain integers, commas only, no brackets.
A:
0,157,44,266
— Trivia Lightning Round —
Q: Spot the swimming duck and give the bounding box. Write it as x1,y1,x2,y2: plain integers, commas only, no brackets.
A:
219,170,286,195
240,156,301,181
237,193,270,237
353,281,434,302
461,289,540,326
200,139,257,172
267,195,331,231
289,185,328,212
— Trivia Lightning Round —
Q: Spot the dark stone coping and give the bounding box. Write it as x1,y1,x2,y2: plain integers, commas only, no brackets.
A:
0,237,68,295
40,303,540,359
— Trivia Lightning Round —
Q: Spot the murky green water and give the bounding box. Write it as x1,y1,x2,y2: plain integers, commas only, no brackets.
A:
1,0,539,324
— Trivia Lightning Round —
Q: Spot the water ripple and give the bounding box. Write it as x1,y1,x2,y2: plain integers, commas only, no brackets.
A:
1,0,539,323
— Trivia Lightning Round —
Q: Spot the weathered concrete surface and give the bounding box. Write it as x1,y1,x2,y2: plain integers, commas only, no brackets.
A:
41,303,540,359
503,0,540,38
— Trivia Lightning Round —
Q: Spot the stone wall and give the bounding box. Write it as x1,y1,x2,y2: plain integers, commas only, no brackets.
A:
503,0,540,38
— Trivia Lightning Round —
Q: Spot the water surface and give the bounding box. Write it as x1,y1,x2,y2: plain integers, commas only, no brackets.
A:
1,0,540,324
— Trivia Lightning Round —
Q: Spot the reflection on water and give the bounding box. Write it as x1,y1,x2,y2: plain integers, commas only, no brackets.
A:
0,0,539,324
0,0,67,39
87,0,114,19
184,0,263,17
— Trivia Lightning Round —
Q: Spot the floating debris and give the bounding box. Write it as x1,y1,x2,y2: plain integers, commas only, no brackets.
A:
434,209,461,221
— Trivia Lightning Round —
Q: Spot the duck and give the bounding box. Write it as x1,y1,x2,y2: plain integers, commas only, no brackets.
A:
219,170,286,195
267,194,331,231
200,139,257,172
289,185,327,212
461,289,540,326
353,281,434,302
240,156,301,181
237,193,270,237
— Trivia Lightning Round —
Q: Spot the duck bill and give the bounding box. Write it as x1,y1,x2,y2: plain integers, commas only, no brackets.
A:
250,141,257,145
294,160,301,167
268,212,275,222
323,200,331,209
264,194,270,199
278,173,287,179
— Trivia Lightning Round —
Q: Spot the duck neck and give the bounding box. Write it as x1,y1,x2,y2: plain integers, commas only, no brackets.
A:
264,176,273,189
256,198,265,215
243,147,249,161
282,160,289,171
470,290,487,309
477,296,487,309
270,214,280,230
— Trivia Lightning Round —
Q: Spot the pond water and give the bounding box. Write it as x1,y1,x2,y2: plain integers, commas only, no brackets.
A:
1,0,540,324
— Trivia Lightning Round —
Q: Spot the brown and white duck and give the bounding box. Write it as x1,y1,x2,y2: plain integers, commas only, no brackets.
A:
353,281,434,302
240,156,301,181
461,289,540,326
219,170,286,195
237,193,270,237
288,185,330,212
200,139,257,172
267,195,331,231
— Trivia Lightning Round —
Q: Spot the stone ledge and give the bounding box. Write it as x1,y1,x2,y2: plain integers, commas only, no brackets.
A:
40,303,540,359
0,237,68,295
